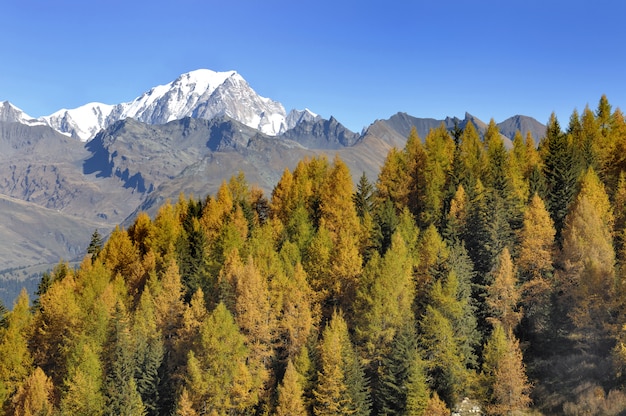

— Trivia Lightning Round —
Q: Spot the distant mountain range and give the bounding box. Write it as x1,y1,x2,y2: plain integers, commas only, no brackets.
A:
0,69,547,305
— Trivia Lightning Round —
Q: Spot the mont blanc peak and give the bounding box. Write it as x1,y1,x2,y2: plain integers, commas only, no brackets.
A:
113,69,240,125
33,69,289,141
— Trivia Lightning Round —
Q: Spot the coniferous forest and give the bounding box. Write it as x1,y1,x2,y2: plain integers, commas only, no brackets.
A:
2,95,626,415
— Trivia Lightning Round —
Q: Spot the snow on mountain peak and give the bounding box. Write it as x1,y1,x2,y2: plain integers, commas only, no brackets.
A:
0,101,45,126
116,69,241,125
41,102,115,141
285,108,322,130
11,69,298,141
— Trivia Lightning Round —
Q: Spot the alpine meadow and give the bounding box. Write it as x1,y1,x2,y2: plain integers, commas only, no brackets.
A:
1,93,626,415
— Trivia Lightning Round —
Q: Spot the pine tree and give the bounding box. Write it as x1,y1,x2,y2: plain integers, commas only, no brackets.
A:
32,271,52,312
614,171,626,261
443,184,468,243
542,112,579,242
447,242,480,369
373,198,399,255
353,172,374,220
377,320,428,416
103,301,146,416
133,288,164,416
87,229,104,262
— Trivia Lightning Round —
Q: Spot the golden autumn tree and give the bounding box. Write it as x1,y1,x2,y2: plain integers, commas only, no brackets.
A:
458,121,486,185
275,360,307,416
0,290,33,412
557,167,616,354
421,124,455,227
354,231,415,363
486,248,522,335
101,225,145,300
319,156,360,240
517,193,556,347
60,340,106,416
481,324,532,415
10,367,54,416
185,302,255,415
232,257,275,401
444,183,469,242
313,310,369,416
376,147,409,211
271,262,316,360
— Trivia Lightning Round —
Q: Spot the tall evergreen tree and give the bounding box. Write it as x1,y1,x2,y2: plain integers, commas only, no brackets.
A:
542,112,579,242
353,172,375,220
87,229,104,262
103,301,145,416
377,320,429,416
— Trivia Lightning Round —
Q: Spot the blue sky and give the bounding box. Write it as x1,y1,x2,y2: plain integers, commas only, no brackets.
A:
1,0,625,133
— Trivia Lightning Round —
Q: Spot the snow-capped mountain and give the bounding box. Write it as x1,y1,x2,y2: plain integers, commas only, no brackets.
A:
35,69,289,141
0,101,45,126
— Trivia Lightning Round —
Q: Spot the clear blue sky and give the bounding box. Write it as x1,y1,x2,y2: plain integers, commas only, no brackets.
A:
1,0,625,133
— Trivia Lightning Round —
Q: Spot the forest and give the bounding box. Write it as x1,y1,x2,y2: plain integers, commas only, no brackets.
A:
1,95,626,415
